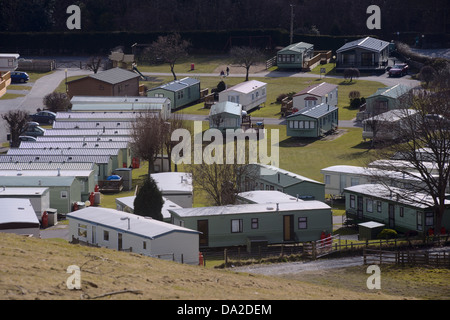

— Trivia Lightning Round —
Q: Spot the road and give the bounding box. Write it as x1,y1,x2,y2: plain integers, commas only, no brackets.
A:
0,60,420,144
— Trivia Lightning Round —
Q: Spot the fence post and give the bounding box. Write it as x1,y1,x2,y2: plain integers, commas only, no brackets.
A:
224,249,228,266
363,248,367,265
312,242,316,260
238,247,241,264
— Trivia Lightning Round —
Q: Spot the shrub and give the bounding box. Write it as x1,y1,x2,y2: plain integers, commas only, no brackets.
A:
377,228,398,239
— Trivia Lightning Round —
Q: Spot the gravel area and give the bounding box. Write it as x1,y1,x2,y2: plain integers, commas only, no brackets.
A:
232,256,365,276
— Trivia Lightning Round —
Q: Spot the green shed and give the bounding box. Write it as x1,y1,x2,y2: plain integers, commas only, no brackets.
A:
358,221,385,240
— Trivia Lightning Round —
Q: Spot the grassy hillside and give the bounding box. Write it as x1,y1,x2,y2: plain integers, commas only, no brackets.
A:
0,232,425,301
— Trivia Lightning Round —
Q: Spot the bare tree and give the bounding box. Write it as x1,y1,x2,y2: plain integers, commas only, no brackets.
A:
2,110,29,147
129,112,166,175
189,162,258,206
162,112,186,172
229,46,265,81
143,33,191,80
86,56,103,74
369,87,450,235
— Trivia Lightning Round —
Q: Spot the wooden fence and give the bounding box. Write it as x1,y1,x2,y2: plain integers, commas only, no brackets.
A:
266,56,277,69
363,249,450,268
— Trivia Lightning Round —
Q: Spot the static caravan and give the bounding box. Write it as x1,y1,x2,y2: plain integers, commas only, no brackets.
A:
0,169,95,202
169,201,332,248
0,53,19,73
0,176,81,214
277,42,314,70
43,128,131,137
0,155,113,182
286,103,338,138
293,82,338,110
67,207,200,264
70,96,172,120
0,187,50,221
236,190,302,205
147,77,200,110
150,172,193,208
218,80,267,112
115,196,182,223
52,121,134,130
362,109,418,141
336,37,390,72
368,160,440,176
321,165,429,198
344,184,450,235
357,84,412,121
0,198,40,237
55,111,141,122
245,163,325,202
209,101,243,133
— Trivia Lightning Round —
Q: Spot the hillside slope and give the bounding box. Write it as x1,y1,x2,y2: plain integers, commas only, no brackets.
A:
0,233,405,300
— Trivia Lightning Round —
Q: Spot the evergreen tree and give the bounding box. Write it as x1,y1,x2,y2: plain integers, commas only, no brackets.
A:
133,177,164,221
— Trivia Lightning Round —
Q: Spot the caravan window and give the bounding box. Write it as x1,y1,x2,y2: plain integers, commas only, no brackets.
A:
298,217,307,229
231,219,243,233
77,224,87,238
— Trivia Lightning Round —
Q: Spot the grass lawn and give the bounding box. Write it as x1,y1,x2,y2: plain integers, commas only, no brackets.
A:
170,75,385,121
136,54,229,74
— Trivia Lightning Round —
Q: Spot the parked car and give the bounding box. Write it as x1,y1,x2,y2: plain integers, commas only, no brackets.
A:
10,71,30,83
19,136,37,142
388,63,408,77
29,111,56,124
21,123,45,137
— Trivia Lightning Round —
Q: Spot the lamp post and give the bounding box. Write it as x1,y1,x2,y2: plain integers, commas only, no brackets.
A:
65,69,68,94
290,4,295,45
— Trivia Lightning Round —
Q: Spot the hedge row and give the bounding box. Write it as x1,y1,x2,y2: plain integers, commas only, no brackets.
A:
0,30,367,56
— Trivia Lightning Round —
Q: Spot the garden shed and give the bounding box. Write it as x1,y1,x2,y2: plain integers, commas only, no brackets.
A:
358,221,385,240
218,80,267,112
0,198,40,237
67,207,200,264
147,77,200,110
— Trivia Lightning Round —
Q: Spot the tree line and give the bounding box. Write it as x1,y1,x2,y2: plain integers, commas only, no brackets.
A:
0,0,448,38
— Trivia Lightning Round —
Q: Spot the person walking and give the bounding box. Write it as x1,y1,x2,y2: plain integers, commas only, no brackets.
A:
226,66,230,76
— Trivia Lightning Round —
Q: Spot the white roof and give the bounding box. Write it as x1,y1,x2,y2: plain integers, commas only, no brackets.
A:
116,196,182,220
254,163,323,185
0,187,49,196
170,201,330,218
151,172,193,194
0,198,39,225
358,221,385,228
67,207,198,239
363,109,418,123
344,184,450,208
0,170,94,178
320,165,422,182
224,80,267,94
237,190,303,204
0,54,20,58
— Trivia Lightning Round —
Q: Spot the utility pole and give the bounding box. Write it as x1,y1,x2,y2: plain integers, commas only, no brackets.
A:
290,4,295,44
